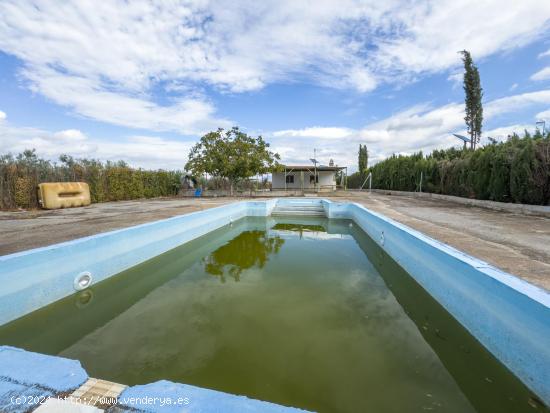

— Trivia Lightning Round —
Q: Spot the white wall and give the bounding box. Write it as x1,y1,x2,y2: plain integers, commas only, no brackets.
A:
272,171,336,189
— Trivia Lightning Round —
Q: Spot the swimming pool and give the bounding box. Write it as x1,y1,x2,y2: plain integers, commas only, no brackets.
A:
0,199,548,412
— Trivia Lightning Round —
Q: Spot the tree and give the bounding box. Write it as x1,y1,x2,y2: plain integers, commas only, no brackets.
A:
185,127,280,195
358,144,369,178
460,50,483,150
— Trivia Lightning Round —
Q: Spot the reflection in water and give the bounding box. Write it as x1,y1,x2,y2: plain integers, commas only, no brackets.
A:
271,223,326,233
203,230,284,282
0,216,544,413
74,289,94,309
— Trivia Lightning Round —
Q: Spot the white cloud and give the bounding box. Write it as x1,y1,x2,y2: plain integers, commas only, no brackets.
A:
271,89,550,169
537,109,550,120
270,104,463,168
53,129,88,141
372,1,550,76
0,0,550,134
485,90,550,117
92,137,193,170
273,127,356,139
483,124,532,141
539,49,550,58
0,0,382,134
0,121,191,170
0,111,5,122
531,67,550,81
2,88,550,172
510,83,518,91
1,1,550,168
447,72,463,89
20,66,230,135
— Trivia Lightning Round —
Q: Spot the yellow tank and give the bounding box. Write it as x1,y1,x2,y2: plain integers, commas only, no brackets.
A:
38,182,91,209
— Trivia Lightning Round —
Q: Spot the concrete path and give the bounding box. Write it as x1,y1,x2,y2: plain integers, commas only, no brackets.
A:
0,198,239,256
1,194,549,291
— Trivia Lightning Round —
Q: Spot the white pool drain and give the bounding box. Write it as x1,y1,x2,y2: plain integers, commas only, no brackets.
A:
74,271,93,291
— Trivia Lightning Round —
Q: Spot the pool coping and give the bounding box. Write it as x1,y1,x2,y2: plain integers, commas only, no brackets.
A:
0,346,309,413
348,201,550,307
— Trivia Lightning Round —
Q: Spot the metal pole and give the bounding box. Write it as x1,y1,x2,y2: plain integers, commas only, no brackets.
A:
419,171,423,193
284,167,287,191
345,167,347,190
369,172,372,192
314,148,317,193
360,172,371,190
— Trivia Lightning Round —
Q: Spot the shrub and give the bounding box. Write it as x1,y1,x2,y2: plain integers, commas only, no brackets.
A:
0,151,183,209
366,132,550,205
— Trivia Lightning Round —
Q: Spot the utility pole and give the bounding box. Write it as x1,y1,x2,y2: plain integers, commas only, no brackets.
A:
536,120,546,135
314,148,317,192
310,149,318,192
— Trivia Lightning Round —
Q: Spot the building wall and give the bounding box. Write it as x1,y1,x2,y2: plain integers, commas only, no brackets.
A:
272,171,336,189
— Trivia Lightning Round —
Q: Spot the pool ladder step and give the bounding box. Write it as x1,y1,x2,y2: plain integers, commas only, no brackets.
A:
271,203,326,217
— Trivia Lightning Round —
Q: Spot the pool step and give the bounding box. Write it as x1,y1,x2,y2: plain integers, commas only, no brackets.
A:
271,202,326,217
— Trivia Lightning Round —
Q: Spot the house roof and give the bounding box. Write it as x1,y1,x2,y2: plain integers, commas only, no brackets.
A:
278,165,345,172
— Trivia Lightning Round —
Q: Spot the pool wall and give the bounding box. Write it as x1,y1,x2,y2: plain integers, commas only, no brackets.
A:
0,200,277,326
1,198,549,406
323,200,550,405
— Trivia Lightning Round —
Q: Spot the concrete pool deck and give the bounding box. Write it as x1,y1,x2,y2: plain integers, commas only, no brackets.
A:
0,193,549,292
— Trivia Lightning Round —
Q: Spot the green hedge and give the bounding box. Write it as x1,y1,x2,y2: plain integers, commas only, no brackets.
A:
359,131,550,205
0,150,183,209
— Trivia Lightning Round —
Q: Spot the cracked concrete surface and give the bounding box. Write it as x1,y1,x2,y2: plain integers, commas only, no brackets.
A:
1,194,548,292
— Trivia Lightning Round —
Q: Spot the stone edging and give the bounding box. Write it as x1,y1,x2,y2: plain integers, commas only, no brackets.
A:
351,189,550,218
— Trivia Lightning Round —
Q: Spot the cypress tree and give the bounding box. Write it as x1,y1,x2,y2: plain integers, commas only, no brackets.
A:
461,50,484,149
358,144,369,178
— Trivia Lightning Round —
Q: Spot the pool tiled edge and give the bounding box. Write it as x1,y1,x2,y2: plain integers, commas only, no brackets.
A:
0,346,87,413
0,346,308,412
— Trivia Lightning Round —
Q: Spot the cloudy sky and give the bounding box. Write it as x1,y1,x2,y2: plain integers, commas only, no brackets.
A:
1,0,550,171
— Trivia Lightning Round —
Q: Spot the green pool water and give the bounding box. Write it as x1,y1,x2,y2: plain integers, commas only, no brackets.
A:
0,217,544,413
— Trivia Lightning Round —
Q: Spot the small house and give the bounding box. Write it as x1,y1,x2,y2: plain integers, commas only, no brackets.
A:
272,165,346,191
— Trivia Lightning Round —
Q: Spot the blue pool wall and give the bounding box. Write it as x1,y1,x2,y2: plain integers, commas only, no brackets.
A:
323,199,550,405
0,199,277,326
1,198,549,405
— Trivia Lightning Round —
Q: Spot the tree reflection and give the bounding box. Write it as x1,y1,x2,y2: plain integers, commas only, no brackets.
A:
271,223,326,239
203,231,284,282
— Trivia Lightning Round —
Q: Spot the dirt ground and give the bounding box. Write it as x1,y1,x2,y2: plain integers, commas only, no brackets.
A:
1,193,549,292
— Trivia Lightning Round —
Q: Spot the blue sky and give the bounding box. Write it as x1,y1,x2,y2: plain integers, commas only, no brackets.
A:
1,1,550,171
